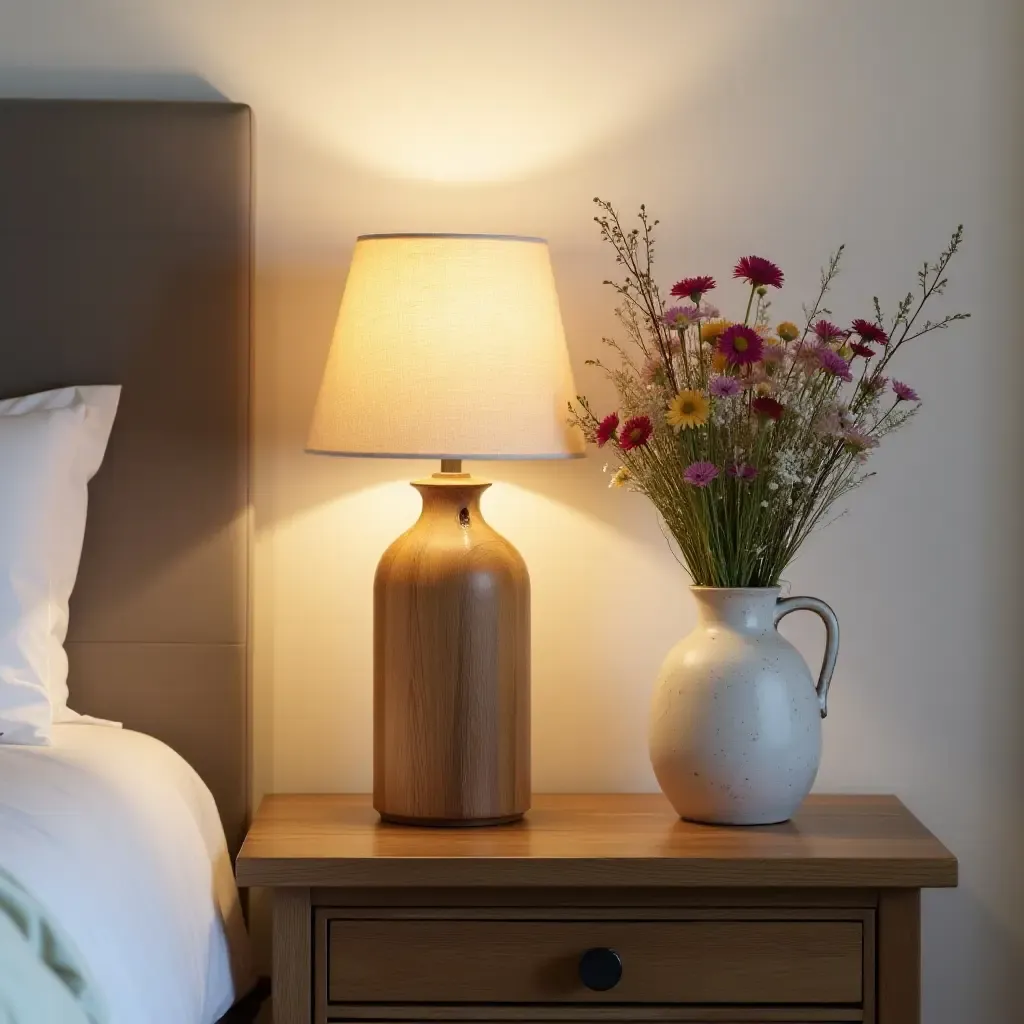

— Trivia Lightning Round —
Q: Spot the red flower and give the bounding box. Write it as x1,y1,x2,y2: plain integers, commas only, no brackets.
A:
851,319,889,345
717,324,764,366
619,415,653,450
752,396,785,421
733,256,784,289
595,413,619,447
670,275,717,302
850,342,875,359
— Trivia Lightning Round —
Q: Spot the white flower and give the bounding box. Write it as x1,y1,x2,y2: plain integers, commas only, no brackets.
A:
768,481,779,492
761,500,769,508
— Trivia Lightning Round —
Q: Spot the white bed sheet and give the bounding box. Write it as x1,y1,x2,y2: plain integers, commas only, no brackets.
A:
0,723,252,1024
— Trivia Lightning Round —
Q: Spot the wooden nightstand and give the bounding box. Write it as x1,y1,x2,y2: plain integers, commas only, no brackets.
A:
236,793,956,1024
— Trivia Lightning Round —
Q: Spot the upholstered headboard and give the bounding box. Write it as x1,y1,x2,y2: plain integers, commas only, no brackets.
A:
0,100,253,852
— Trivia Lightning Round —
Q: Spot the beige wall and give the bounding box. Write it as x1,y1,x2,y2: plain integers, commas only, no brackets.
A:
2,0,1022,1018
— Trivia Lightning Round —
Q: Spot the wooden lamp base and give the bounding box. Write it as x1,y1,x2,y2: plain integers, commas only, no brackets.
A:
373,469,530,826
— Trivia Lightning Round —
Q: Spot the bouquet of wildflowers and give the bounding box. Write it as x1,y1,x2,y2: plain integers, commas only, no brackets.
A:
571,199,969,587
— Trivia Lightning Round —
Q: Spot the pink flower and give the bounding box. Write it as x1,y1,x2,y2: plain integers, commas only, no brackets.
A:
892,380,920,402
728,463,758,480
761,345,785,365
813,319,848,343
619,415,653,450
851,319,889,345
842,426,879,456
849,342,875,359
815,345,853,382
595,413,619,447
683,460,720,487
641,356,668,384
670,275,716,302
710,375,741,398
717,324,764,366
733,256,784,289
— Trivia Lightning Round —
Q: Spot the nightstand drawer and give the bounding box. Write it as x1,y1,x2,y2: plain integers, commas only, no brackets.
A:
325,918,864,1005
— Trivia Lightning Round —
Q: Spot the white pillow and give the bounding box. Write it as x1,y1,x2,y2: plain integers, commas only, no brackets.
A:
0,385,121,745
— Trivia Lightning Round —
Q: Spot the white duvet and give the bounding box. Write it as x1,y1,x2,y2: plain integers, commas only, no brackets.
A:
0,724,252,1024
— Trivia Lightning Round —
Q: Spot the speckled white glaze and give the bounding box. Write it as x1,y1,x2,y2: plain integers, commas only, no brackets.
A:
649,587,839,826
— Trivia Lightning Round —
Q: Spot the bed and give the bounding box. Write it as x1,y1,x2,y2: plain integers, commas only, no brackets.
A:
0,100,254,1023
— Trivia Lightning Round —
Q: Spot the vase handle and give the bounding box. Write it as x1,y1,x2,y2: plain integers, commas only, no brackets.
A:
774,596,840,719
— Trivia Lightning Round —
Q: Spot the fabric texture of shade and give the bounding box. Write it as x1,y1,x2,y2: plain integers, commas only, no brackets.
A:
307,234,585,460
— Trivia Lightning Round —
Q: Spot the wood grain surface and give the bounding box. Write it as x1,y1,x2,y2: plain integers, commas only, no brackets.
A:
317,1009,864,1022
271,888,310,1024
877,889,921,1023
236,793,957,889
373,475,530,824
324,918,863,1005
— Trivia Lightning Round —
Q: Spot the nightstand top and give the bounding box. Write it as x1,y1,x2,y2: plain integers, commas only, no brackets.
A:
235,792,956,890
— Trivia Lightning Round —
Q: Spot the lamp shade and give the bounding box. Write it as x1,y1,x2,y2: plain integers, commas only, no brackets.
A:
307,233,584,459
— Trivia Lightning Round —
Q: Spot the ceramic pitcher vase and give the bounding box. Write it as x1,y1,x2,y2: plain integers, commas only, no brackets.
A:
649,587,839,825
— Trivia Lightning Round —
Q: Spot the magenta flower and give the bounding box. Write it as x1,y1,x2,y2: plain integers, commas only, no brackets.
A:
717,324,764,366
851,319,889,345
892,380,920,402
728,463,758,480
849,342,875,359
813,319,848,343
710,375,741,398
670,275,717,302
733,256,784,289
595,413,619,447
815,345,853,382
683,461,720,487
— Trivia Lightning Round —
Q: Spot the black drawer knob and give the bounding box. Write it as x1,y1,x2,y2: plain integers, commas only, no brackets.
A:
578,947,622,991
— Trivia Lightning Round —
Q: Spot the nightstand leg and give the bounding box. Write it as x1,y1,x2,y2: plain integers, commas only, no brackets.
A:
877,889,921,1023
272,888,311,1024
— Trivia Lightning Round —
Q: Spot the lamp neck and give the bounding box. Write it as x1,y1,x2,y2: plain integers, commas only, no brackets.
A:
439,458,463,474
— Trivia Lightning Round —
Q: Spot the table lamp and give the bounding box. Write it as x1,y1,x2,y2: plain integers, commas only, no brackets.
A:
307,233,583,826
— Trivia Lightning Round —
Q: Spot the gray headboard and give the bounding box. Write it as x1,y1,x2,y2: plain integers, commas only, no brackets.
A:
0,100,253,853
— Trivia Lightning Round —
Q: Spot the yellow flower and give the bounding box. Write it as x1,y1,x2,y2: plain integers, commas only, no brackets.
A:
609,466,631,489
700,319,731,344
711,350,730,373
754,380,774,397
666,389,709,431
837,344,852,360
777,321,800,342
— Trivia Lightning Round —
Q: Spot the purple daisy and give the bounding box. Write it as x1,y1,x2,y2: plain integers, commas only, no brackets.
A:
727,463,758,481
717,324,764,366
663,305,695,327
892,380,920,402
815,345,853,382
709,375,741,398
683,460,720,487
664,303,721,327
